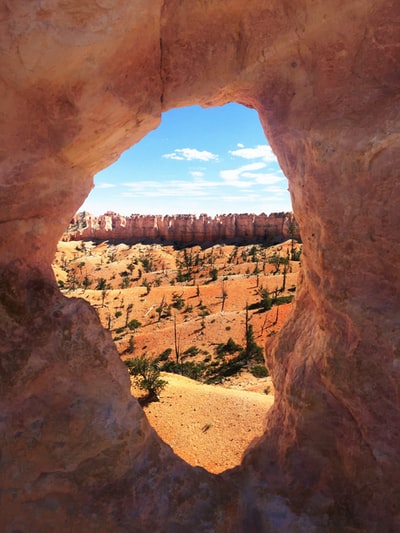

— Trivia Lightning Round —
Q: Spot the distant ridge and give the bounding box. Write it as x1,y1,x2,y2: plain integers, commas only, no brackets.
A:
63,212,300,247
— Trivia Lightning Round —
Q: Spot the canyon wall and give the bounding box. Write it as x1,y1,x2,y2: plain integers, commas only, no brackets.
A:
1,1,399,532
64,211,299,246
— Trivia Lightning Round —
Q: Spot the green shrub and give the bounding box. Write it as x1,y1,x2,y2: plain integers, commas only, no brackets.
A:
127,319,142,331
96,277,108,290
250,365,269,378
156,348,173,362
291,248,302,261
210,268,218,282
183,345,200,358
160,360,205,381
125,356,166,401
172,292,185,310
216,338,242,357
274,295,294,305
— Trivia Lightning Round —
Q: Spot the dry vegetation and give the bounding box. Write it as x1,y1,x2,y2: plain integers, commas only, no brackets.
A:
52,238,302,472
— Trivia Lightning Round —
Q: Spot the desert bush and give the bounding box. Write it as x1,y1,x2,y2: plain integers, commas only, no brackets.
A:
176,269,191,283
291,248,302,261
205,355,246,383
82,276,92,289
172,292,185,310
156,347,173,362
210,268,218,282
119,277,130,289
125,356,166,401
96,277,108,290
250,365,269,378
140,256,152,272
182,345,200,358
243,324,264,363
142,279,152,294
160,360,205,381
198,304,210,317
216,338,242,357
127,319,142,331
259,288,272,310
274,295,294,305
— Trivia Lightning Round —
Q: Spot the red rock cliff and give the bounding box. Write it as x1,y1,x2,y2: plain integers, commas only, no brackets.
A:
64,211,299,245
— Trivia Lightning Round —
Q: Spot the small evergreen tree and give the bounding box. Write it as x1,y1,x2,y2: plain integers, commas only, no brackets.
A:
125,356,166,401
210,268,218,282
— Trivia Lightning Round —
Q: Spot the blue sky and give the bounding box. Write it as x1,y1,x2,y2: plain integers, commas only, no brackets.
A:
79,103,292,216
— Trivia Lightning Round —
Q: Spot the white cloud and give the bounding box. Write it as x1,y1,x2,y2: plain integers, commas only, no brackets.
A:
263,185,288,195
237,143,244,148
229,144,276,163
190,170,205,178
163,148,218,161
122,178,220,199
220,162,266,187
241,172,285,186
96,182,116,189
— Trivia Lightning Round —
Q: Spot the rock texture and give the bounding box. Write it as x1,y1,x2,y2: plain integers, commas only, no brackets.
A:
64,211,299,246
1,1,399,532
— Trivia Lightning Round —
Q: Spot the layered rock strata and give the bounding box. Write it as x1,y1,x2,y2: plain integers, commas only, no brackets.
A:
64,211,299,246
1,1,399,532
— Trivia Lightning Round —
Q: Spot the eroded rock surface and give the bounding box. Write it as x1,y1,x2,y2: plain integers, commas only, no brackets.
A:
1,1,399,531
64,211,299,246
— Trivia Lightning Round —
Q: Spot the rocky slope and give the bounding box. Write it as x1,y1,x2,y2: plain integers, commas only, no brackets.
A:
64,211,299,246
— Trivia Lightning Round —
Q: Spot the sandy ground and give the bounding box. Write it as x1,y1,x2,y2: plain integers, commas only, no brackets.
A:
132,372,274,474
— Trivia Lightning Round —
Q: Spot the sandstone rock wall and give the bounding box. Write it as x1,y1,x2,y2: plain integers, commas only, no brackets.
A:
64,211,299,246
1,1,399,532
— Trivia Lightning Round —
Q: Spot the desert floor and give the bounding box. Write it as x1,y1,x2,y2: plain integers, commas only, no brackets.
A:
136,372,274,473
53,239,300,472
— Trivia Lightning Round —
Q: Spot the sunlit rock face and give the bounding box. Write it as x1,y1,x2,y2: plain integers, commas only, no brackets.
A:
64,211,298,245
1,1,399,531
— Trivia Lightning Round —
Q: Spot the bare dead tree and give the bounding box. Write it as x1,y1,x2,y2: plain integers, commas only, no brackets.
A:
157,295,166,322
173,314,181,367
260,305,279,336
217,279,228,312
125,303,133,327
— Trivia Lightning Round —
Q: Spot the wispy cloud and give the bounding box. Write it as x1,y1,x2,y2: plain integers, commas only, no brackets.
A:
262,185,288,195
96,182,116,189
163,148,218,162
123,178,220,199
229,144,276,163
190,170,205,178
220,162,267,187
241,171,285,186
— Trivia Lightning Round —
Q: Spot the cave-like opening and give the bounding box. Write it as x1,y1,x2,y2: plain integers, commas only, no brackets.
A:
54,103,299,473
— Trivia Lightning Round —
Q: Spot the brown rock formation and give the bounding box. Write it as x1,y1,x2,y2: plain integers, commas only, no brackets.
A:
1,1,399,532
64,211,299,246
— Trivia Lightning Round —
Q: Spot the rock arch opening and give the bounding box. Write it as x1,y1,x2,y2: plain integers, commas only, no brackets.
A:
54,102,300,474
